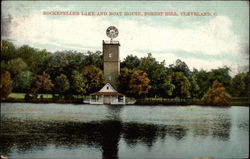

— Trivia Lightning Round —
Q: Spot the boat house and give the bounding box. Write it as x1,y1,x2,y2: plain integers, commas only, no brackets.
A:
88,83,126,105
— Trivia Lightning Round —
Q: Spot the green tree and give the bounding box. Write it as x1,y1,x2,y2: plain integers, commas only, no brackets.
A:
193,69,210,98
118,68,133,95
45,51,86,79
1,40,17,61
14,71,33,92
121,55,140,70
81,65,104,93
54,74,70,96
202,80,231,106
208,66,232,92
137,53,167,96
168,59,191,77
231,72,247,97
168,72,191,99
84,51,103,70
129,70,151,98
0,71,13,99
71,70,87,95
6,58,28,77
161,77,175,97
188,75,200,98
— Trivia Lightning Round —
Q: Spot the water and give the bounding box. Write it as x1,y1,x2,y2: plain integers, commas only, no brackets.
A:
0,103,249,159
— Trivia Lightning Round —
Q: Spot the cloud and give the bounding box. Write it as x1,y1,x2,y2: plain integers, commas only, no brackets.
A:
3,10,248,76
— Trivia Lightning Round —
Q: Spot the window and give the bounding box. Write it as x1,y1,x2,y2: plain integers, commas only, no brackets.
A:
107,86,109,90
109,76,112,81
109,53,112,58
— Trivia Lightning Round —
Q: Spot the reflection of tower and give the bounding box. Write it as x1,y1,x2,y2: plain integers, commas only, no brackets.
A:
101,120,122,159
103,26,120,88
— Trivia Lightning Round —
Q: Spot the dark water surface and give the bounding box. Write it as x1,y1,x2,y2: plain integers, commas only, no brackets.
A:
0,103,249,159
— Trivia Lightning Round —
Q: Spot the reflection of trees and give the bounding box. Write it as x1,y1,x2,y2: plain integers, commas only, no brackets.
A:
1,119,188,158
122,124,187,147
190,117,231,141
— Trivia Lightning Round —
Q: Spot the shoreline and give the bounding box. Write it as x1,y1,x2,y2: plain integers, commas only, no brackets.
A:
1,98,249,106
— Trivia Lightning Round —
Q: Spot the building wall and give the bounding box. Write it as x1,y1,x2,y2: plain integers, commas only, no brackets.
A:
103,42,120,88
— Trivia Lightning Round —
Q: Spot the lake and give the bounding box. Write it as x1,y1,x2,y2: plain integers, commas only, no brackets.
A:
0,103,249,159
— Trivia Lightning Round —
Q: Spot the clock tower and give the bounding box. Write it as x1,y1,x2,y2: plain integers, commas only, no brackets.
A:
103,26,120,88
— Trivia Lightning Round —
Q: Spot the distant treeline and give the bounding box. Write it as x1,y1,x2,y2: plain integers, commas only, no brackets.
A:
1,40,249,104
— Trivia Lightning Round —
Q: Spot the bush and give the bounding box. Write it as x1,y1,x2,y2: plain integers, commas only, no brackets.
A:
202,80,231,106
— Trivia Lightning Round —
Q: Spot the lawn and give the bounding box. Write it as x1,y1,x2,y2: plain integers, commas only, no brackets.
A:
9,93,53,99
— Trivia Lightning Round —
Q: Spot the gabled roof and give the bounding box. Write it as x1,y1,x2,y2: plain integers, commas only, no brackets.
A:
99,83,117,92
90,83,125,96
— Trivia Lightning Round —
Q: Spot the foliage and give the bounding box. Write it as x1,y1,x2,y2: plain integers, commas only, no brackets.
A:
137,53,167,96
81,65,104,93
161,77,175,97
118,68,133,95
121,55,140,70
33,73,54,94
84,51,103,70
14,71,33,92
71,70,87,95
129,70,151,97
202,80,231,106
6,58,28,77
208,66,232,92
1,71,13,99
54,74,70,95
231,72,248,97
1,40,18,61
45,51,86,79
168,59,191,76
168,72,191,99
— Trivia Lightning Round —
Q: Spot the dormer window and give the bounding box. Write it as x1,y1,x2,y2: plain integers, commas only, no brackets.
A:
109,53,112,58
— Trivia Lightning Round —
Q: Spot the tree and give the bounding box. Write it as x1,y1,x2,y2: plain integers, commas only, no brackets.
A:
84,51,103,70
121,55,140,70
118,68,133,95
161,77,175,97
14,71,33,92
208,66,232,92
188,75,200,98
1,40,17,61
202,80,231,106
193,69,210,98
168,72,191,99
54,74,70,96
1,71,13,99
137,53,167,96
81,65,104,93
231,72,248,97
6,58,28,77
129,70,151,98
45,51,86,79
71,70,87,95
33,73,54,94
168,59,191,77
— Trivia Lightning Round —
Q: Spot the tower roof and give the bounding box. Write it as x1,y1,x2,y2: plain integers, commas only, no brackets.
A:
103,40,120,45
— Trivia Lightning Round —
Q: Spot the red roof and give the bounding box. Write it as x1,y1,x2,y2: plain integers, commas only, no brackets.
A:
90,92,124,96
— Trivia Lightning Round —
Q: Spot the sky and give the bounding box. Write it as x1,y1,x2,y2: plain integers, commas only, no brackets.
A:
1,1,249,76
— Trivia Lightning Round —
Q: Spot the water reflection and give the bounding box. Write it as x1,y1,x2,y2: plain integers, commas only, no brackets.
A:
0,104,248,158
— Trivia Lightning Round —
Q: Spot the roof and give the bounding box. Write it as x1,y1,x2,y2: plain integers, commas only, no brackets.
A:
103,40,120,45
90,92,124,96
99,83,117,92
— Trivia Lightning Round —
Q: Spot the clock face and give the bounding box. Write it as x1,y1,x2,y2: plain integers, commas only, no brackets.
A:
106,26,118,39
